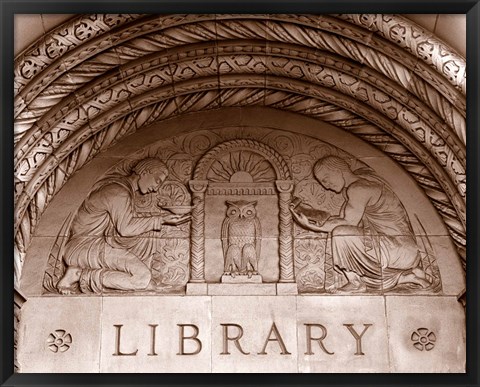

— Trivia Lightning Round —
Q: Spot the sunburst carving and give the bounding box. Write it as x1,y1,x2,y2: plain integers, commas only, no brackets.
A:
206,150,276,183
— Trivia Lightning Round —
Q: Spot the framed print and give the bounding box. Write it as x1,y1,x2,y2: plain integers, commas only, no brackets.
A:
1,1,479,386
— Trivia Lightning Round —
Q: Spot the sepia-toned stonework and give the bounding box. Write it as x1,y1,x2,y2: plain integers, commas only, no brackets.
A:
14,14,466,373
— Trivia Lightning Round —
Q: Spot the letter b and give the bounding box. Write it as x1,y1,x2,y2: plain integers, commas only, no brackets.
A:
177,324,202,355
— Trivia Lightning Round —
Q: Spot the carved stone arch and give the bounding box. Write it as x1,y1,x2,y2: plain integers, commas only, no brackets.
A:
12,13,467,289
188,139,295,289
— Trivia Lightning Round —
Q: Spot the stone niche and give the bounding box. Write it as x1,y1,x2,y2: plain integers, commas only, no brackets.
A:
17,108,466,373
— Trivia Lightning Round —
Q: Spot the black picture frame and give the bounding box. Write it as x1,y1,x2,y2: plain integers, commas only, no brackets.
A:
1,1,479,386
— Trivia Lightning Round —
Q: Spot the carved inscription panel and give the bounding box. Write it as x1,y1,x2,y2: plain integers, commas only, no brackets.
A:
16,296,465,373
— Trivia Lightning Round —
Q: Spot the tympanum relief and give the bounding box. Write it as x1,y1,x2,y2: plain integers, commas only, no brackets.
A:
43,128,441,295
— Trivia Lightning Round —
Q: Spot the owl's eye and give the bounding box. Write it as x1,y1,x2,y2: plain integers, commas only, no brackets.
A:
231,210,236,214
247,210,253,215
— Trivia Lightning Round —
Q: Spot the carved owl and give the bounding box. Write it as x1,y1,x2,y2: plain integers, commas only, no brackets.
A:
221,200,262,277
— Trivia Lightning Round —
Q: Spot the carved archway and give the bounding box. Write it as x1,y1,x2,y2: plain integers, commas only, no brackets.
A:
189,139,295,287
13,14,466,289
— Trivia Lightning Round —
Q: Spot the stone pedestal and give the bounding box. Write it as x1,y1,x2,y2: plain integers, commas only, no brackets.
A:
277,283,299,295
208,283,276,296
186,283,208,295
221,274,262,283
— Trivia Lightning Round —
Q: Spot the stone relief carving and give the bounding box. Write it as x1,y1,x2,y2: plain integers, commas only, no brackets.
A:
290,155,441,294
411,328,436,351
221,200,262,281
294,238,327,293
151,239,190,289
14,85,466,290
47,330,72,353
44,158,191,294
14,290,26,371
42,128,443,295
13,14,467,288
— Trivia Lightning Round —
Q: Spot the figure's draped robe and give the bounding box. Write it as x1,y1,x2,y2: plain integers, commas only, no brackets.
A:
332,177,420,291
63,176,159,292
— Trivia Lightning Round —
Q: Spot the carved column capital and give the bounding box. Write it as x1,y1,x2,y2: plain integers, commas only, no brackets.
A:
189,180,209,193
275,180,294,193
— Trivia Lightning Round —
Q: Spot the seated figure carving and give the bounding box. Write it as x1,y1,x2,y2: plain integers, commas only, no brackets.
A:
56,158,190,294
290,156,432,293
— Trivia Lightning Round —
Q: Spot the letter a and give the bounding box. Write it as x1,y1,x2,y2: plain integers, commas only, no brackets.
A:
258,322,291,355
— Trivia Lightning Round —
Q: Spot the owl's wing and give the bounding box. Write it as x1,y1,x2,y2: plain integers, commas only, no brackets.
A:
221,217,230,257
254,217,262,259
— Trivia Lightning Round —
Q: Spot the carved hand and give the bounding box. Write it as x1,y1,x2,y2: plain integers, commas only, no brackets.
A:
290,207,309,227
162,214,191,225
290,207,323,232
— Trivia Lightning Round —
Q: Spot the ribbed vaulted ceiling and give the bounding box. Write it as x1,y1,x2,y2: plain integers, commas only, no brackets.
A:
13,14,466,285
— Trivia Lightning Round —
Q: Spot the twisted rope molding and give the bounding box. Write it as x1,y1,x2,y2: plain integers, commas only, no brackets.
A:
14,72,465,235
14,14,465,108
14,46,466,218
14,42,465,167
14,15,466,146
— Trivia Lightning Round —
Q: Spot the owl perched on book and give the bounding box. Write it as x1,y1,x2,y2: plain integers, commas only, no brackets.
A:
221,200,262,278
